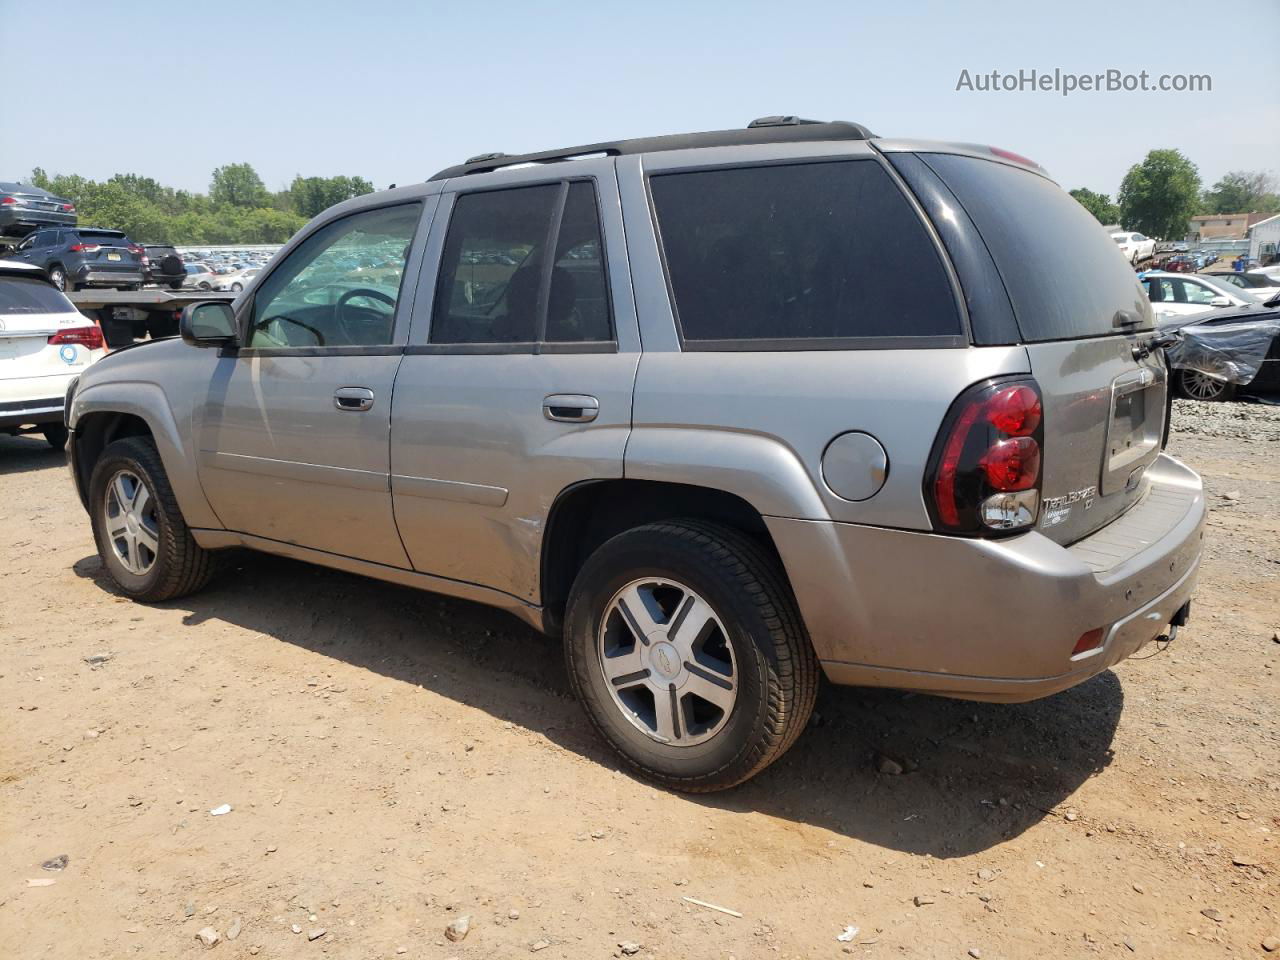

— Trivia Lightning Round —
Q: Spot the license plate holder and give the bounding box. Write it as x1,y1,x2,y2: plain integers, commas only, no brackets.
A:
107,252,121,261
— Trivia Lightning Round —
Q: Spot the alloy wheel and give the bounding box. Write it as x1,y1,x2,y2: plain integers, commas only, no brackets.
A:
103,470,159,575
1182,370,1228,401
598,577,737,746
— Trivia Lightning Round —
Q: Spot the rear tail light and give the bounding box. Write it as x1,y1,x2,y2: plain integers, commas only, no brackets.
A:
127,243,144,255
49,325,105,350
1,196,18,205
68,243,101,253
926,378,1044,535
62,204,75,212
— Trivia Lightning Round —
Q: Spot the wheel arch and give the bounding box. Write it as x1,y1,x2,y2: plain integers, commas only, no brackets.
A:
539,478,786,635
70,385,222,528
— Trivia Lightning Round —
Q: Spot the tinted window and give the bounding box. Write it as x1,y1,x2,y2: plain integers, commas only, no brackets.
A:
925,154,1152,341
0,277,75,315
430,185,560,344
248,203,420,348
547,182,612,342
650,160,961,344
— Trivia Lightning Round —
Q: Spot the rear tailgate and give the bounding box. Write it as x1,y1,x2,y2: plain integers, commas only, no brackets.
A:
916,152,1165,545
77,232,141,271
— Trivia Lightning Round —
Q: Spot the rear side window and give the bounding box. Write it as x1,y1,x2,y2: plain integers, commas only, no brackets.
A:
924,154,1152,341
431,181,614,346
649,160,962,346
0,277,75,315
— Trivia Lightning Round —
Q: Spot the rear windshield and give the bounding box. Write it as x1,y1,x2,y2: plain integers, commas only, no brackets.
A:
923,154,1152,341
77,231,128,243
650,160,962,346
0,277,76,315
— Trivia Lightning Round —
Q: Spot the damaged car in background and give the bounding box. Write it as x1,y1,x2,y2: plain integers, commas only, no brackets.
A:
1160,294,1280,401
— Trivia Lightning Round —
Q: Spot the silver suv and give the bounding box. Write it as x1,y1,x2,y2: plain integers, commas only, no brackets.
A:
65,118,1205,791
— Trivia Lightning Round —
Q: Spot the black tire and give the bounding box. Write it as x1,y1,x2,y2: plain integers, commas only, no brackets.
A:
564,520,819,792
48,264,68,292
1175,367,1236,402
169,281,184,291
42,424,68,449
88,437,215,602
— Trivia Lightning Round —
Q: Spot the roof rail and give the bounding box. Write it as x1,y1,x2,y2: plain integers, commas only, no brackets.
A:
430,117,876,181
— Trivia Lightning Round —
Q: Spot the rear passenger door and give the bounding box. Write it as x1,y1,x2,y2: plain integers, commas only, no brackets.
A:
391,163,640,603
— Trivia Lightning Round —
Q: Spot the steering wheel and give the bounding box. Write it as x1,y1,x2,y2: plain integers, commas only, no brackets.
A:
336,287,396,343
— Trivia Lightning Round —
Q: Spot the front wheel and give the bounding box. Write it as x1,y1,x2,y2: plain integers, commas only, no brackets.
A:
88,437,215,602
564,520,818,792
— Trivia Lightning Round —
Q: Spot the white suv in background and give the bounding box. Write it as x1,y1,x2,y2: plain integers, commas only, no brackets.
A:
1111,230,1156,264
0,263,105,448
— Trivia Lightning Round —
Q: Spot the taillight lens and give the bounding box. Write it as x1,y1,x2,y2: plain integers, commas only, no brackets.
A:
62,203,75,212
49,326,105,350
127,243,144,255
1,196,18,205
926,378,1045,535
68,243,101,253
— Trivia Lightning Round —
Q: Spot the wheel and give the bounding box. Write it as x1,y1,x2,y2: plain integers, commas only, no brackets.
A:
42,424,68,449
564,520,819,792
1176,367,1235,402
169,281,183,291
88,437,215,602
198,281,211,291
231,282,243,292
48,265,68,292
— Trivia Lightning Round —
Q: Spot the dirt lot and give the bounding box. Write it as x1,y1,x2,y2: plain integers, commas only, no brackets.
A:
2,399,1277,959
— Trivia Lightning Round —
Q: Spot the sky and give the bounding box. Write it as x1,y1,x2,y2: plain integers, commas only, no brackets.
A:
3,0,1277,199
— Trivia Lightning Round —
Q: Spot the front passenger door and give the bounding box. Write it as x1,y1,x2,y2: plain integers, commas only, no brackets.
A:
194,199,434,567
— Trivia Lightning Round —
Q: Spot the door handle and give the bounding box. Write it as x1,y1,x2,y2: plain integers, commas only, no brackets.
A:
543,394,599,423
334,386,375,412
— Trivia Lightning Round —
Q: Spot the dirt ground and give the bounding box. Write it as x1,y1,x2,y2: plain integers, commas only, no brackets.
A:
2,399,1277,959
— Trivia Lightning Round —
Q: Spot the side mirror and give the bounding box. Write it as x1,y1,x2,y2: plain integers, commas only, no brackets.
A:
180,301,237,346
1209,296,1231,308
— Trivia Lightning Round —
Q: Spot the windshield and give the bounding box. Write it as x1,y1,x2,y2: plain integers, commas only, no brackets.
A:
0,277,76,315
1197,275,1248,300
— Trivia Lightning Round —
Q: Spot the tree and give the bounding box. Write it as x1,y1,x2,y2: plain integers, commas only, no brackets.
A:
1202,170,1280,214
289,174,375,218
210,163,269,208
1069,187,1119,225
1118,149,1201,239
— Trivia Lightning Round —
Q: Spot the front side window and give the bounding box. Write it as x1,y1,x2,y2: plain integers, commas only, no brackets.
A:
1178,280,1218,305
431,181,613,346
649,160,961,345
248,203,420,348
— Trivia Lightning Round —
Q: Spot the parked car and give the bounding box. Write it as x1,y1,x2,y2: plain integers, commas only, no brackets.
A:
4,228,145,292
0,262,105,447
65,119,1204,791
1111,230,1157,264
182,263,217,290
1160,302,1280,401
1162,254,1199,273
1190,250,1218,268
1214,269,1280,301
1142,271,1256,320
142,245,186,290
0,182,77,238
213,267,260,293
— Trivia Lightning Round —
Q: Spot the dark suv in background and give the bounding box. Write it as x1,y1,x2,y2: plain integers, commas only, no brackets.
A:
0,182,77,237
142,244,186,289
5,228,145,292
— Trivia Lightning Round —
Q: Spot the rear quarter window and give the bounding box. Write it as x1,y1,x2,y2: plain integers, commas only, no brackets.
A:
923,154,1152,341
649,160,962,348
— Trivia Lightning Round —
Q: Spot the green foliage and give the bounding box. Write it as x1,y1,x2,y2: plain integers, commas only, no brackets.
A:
289,175,376,219
210,162,269,208
16,162,375,245
1118,149,1202,239
1201,171,1280,215
1068,187,1120,225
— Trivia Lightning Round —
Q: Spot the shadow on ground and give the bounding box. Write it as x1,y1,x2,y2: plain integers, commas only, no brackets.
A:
0,434,66,475
73,548,1120,858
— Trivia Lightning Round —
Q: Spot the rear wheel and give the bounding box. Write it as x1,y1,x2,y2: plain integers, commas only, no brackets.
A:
88,437,215,602
564,520,818,792
48,265,68,291
1177,368,1236,402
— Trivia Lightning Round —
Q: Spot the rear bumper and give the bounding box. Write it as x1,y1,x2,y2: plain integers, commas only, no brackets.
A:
74,266,144,287
0,209,76,235
767,453,1205,702
0,397,63,428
